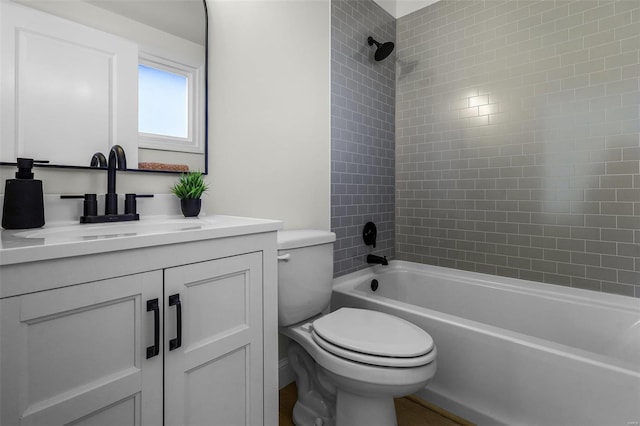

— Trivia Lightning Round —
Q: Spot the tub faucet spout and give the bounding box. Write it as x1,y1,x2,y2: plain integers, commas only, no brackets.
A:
367,254,388,266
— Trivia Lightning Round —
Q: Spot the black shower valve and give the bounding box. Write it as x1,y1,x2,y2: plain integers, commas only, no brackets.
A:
362,221,377,248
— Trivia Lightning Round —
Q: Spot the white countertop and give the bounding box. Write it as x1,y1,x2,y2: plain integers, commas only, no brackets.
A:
1,214,282,266
1,193,284,266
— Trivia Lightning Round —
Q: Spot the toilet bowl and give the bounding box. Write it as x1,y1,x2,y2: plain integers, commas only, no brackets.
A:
278,230,436,426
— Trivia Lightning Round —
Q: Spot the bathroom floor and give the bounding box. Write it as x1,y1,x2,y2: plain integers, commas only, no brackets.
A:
279,383,473,426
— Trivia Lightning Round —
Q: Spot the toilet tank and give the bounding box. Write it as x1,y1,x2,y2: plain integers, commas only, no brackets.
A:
277,230,336,327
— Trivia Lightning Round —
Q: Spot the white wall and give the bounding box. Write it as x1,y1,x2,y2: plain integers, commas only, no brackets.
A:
1,0,332,386
206,0,331,231
205,0,331,377
372,0,440,18
395,0,439,17
2,0,332,231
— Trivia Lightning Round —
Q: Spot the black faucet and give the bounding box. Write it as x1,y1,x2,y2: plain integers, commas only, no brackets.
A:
367,254,388,266
105,145,126,215
90,152,107,168
61,145,154,223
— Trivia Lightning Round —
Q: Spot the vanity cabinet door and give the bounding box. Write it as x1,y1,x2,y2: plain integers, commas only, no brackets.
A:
163,252,264,426
0,271,163,426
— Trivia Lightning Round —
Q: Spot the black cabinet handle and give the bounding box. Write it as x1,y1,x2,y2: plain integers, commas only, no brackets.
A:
169,294,182,351
146,298,160,359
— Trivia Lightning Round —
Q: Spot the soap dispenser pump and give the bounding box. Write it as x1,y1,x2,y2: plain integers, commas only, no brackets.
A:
2,158,47,229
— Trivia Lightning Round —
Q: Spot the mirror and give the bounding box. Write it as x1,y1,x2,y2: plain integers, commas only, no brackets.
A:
0,0,207,174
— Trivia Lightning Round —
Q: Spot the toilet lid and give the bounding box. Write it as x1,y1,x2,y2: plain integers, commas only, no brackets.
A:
311,308,434,358
311,329,436,367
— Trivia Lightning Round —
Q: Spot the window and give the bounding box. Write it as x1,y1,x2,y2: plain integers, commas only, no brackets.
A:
139,64,188,138
138,54,204,153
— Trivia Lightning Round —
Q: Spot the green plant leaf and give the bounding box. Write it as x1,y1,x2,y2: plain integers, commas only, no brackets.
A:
171,171,209,199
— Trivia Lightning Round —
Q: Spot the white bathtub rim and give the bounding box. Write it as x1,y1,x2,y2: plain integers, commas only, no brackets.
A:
332,262,640,377
332,290,640,426
334,260,640,312
336,282,640,377
332,262,640,426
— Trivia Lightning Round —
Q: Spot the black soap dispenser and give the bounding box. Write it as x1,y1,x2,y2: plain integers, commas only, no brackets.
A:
2,158,46,229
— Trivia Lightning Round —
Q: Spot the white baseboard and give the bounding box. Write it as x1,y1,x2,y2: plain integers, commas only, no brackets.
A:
279,357,295,389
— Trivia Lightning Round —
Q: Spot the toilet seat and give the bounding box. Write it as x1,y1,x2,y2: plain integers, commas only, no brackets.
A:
311,329,435,367
311,308,434,368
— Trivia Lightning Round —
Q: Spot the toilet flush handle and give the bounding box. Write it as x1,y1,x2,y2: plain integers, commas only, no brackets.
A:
277,253,291,261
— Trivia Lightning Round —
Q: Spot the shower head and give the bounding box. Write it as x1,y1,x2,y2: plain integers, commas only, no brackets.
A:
368,36,394,61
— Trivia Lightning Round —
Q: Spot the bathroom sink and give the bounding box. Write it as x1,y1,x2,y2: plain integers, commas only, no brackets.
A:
1,211,282,266
13,217,205,243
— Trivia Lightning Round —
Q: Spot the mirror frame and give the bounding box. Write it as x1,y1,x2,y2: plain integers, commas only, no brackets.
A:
0,0,208,175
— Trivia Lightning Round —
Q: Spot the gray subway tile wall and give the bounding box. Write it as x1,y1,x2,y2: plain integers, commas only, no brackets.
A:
396,0,640,297
332,0,396,276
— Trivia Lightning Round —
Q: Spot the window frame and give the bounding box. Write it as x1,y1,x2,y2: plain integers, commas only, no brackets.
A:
137,53,204,154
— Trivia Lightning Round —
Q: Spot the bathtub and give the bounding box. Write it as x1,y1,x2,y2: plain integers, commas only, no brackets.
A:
330,261,640,426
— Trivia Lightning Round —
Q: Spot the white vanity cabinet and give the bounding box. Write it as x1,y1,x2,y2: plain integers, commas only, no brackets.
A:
0,220,279,426
163,252,264,426
0,271,164,426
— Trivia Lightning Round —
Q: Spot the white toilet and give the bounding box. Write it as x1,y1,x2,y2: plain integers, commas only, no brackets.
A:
278,230,436,426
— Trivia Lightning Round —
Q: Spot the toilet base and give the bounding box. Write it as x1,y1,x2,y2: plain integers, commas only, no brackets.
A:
288,342,336,426
293,400,335,426
282,320,435,426
336,390,397,426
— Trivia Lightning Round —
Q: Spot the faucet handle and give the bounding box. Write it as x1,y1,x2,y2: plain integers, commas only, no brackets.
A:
124,193,154,215
61,194,98,217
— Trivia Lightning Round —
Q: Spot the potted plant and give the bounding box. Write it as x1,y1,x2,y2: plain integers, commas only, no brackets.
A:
171,171,209,217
